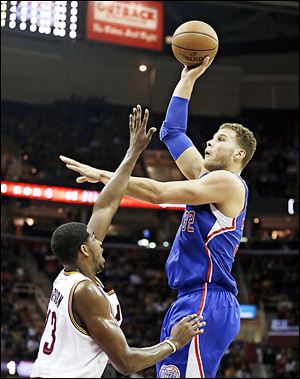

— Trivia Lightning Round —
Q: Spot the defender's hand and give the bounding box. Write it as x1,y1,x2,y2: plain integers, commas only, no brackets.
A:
129,104,156,153
59,155,109,184
181,56,212,81
169,314,206,350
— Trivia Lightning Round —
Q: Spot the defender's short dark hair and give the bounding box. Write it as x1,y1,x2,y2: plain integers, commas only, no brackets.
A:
51,222,90,264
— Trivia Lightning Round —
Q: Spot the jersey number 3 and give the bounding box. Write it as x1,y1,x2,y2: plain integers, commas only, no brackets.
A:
182,211,195,232
43,310,57,355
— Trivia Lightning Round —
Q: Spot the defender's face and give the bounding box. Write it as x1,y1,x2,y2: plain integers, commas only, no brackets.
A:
204,128,240,171
86,230,105,274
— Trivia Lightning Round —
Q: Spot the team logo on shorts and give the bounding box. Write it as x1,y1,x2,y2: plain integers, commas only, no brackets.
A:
159,364,180,378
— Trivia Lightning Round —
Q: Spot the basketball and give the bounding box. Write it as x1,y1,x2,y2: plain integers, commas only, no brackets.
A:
172,20,219,66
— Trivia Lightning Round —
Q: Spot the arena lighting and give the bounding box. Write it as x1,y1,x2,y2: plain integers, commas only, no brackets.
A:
138,239,149,247
7,361,16,376
1,181,186,211
16,360,34,377
143,228,151,238
1,1,7,27
69,0,77,39
2,360,33,377
7,1,17,29
2,1,78,40
288,198,295,215
139,64,148,72
1,183,8,193
25,217,35,226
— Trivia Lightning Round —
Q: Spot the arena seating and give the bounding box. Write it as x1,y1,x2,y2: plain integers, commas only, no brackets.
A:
2,99,298,199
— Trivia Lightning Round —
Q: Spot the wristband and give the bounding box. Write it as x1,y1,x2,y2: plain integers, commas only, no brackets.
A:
164,339,177,353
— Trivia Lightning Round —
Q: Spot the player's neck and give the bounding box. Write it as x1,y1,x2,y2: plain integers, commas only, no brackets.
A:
203,167,242,175
64,266,80,273
64,265,97,284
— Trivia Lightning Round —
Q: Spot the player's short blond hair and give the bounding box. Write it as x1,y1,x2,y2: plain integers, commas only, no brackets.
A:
219,123,257,169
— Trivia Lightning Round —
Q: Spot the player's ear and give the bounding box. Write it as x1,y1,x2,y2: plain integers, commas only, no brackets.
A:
79,244,89,257
235,148,246,160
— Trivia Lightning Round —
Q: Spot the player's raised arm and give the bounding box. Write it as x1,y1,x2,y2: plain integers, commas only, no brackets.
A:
159,57,212,180
60,105,156,242
73,279,205,375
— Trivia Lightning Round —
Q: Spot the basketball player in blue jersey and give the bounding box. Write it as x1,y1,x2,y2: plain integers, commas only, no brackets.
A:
61,57,257,378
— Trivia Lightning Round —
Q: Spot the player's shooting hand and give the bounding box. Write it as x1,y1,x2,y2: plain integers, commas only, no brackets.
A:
129,104,156,153
181,56,212,81
59,155,110,184
169,314,206,350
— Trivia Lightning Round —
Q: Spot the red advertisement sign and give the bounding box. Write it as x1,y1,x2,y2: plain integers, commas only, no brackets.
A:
1,181,185,210
86,1,164,51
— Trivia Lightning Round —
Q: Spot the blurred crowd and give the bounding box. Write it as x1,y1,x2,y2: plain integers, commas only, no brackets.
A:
2,97,299,199
1,239,44,364
216,340,298,378
1,237,298,378
240,251,299,362
242,254,298,320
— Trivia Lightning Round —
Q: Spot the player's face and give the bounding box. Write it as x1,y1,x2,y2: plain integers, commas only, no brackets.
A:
203,128,240,171
86,231,105,274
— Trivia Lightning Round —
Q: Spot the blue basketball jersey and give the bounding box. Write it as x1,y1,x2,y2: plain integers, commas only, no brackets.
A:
165,173,248,296
157,173,248,378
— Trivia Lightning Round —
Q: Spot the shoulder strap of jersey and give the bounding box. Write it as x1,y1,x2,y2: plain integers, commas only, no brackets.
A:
234,174,249,213
68,278,91,336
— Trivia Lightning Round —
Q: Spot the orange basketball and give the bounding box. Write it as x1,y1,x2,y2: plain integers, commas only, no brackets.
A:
172,20,219,66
